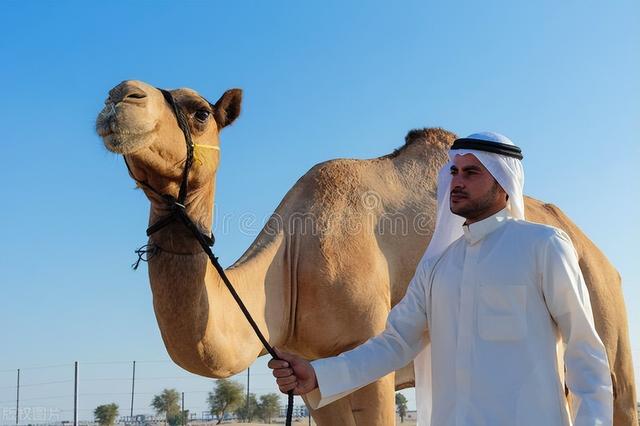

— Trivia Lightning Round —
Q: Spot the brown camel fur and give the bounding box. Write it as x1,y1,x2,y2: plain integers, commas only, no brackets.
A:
96,80,636,425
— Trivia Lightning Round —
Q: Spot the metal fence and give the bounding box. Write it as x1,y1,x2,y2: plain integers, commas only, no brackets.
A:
0,359,309,426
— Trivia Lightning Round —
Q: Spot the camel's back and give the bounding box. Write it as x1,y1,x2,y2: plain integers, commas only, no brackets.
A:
279,130,454,356
288,130,452,295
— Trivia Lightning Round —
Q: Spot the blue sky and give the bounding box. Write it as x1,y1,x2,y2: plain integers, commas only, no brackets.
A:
0,0,638,421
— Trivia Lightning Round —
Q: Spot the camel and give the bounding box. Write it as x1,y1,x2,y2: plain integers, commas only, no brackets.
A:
96,80,636,425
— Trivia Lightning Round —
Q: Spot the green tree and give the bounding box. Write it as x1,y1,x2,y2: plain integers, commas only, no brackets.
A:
208,379,244,424
395,393,408,423
169,409,189,426
256,393,281,424
234,393,258,422
151,389,181,426
94,403,119,426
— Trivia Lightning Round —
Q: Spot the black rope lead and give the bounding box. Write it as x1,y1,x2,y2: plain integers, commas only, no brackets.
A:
132,243,160,270
146,207,295,425
196,228,295,426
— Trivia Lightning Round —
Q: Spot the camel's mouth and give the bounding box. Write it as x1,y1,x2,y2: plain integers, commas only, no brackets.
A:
96,106,158,154
102,128,157,154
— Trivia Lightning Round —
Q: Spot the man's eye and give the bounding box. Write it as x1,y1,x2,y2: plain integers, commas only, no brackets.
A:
194,110,210,122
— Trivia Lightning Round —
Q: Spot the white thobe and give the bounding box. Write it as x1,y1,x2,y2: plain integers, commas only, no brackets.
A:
306,209,613,426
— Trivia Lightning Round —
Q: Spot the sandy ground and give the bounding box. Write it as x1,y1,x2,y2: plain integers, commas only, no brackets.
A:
223,418,417,425
223,422,308,426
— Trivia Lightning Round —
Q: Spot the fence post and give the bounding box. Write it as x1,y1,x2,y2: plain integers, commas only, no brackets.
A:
73,362,78,426
15,369,20,426
246,367,250,423
130,361,136,418
181,392,185,426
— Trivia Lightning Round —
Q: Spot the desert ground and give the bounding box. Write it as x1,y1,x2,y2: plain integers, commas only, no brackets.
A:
222,416,417,425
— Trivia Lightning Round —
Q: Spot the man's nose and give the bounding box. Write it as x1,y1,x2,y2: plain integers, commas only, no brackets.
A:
451,175,464,189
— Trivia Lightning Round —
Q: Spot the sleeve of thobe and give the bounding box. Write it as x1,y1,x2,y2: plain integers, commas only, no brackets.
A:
305,258,432,410
541,229,613,426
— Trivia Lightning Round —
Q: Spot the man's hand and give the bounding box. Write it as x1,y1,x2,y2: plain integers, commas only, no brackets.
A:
268,349,318,395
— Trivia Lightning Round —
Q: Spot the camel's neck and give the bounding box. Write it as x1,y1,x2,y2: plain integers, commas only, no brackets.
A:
144,178,289,377
147,179,216,254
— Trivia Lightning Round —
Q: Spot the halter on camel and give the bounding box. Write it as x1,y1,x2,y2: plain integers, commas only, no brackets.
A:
125,88,295,426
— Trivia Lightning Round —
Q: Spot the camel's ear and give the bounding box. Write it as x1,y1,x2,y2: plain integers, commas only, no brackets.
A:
213,88,242,129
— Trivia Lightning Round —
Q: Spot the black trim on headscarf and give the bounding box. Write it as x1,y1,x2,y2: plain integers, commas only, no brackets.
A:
451,138,523,160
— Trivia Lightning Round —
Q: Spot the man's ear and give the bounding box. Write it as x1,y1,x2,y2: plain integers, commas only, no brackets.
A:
213,88,242,129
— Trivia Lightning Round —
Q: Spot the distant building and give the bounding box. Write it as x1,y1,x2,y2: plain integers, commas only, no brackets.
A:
119,414,164,426
404,410,417,421
279,404,309,418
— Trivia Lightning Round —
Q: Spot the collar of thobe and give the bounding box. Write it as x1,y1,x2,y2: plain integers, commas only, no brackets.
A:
462,208,511,245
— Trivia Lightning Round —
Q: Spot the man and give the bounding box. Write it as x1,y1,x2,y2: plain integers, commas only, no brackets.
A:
268,132,613,425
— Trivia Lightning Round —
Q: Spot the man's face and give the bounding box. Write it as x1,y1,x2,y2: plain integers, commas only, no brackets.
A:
449,154,507,222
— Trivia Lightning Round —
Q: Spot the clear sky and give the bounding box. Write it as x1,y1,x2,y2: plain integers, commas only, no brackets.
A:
0,0,638,422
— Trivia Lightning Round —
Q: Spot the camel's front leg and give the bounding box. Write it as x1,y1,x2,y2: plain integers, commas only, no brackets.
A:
306,373,396,425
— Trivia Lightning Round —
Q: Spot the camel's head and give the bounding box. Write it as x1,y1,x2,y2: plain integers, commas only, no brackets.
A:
96,80,241,200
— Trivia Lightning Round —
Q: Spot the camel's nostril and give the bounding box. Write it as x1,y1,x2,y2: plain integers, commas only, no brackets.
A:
127,92,147,99
109,83,148,104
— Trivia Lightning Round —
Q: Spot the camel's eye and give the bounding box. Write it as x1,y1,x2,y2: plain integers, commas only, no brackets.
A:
194,110,210,122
